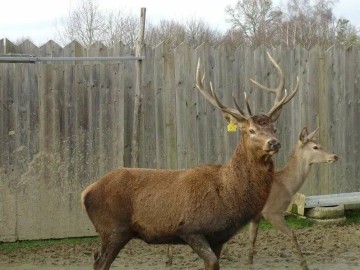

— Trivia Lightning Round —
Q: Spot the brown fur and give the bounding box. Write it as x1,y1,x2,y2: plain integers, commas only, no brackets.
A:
81,115,280,270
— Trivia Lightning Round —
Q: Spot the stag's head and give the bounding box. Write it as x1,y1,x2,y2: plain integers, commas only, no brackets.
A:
297,127,338,164
196,52,299,159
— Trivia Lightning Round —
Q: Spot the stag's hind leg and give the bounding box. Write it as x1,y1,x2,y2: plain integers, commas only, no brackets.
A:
181,234,219,270
93,230,132,270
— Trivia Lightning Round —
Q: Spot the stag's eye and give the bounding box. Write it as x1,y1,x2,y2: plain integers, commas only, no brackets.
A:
313,146,319,150
274,128,277,134
249,129,256,135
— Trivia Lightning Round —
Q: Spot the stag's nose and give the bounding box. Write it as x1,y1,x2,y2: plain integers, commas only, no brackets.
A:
268,139,281,152
333,155,339,162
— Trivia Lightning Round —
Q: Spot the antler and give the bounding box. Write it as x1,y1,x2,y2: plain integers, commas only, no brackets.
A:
196,59,249,121
233,92,252,117
250,52,299,119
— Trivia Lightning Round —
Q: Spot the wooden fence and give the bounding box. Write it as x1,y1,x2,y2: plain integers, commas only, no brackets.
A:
0,38,359,241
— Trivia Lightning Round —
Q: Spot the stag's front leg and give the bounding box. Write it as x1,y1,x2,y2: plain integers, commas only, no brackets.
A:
181,234,219,270
248,216,261,264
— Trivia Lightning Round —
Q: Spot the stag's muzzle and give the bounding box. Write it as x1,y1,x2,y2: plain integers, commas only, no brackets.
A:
267,139,281,153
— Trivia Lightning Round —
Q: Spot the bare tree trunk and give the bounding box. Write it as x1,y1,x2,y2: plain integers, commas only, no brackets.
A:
131,7,146,167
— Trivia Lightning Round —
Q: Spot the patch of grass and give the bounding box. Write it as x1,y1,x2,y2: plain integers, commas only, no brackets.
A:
345,209,360,224
286,214,315,228
258,214,315,230
0,236,98,252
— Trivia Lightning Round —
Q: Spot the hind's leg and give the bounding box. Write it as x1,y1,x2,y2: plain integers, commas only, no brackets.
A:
94,231,132,270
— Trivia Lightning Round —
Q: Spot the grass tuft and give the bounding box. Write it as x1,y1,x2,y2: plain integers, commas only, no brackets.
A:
345,209,360,224
258,214,315,230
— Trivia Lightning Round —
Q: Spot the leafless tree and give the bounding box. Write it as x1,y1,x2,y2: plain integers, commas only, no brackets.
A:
278,0,339,48
146,19,186,48
146,18,221,49
225,0,283,47
56,0,138,48
54,0,359,49
56,0,107,47
103,10,139,48
220,28,246,49
184,18,222,48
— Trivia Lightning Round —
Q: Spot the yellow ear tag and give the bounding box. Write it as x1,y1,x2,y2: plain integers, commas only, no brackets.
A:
227,121,238,132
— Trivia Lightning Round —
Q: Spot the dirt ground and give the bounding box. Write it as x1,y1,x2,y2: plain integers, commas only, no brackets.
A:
1,223,360,270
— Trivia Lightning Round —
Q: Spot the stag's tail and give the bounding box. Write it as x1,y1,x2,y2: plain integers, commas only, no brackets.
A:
81,182,97,211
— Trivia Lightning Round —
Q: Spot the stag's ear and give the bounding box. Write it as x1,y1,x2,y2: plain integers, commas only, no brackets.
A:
223,112,247,129
299,127,309,144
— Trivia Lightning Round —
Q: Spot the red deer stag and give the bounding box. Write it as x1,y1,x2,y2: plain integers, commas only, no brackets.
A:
247,127,338,270
81,52,298,270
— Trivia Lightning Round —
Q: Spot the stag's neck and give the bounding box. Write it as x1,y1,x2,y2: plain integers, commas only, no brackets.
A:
278,147,312,195
228,137,274,174
220,137,275,226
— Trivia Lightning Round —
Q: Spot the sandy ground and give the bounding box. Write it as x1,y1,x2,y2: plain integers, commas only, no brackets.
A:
1,223,360,270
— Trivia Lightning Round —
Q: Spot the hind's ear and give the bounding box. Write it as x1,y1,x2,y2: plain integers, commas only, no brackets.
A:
299,127,309,144
306,127,319,141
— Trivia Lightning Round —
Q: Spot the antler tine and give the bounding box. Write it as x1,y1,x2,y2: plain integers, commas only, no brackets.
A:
282,76,300,105
250,52,285,103
266,89,288,116
196,59,221,109
196,59,247,120
244,92,253,116
232,94,247,117
267,75,300,116
250,52,300,119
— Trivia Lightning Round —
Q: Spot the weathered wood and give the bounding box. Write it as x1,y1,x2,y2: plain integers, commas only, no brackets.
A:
174,42,189,169
305,192,360,208
154,43,167,169
1,43,360,241
140,45,156,168
163,43,177,169
131,7,146,167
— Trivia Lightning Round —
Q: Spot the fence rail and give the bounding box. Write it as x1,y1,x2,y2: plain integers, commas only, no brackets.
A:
0,38,359,241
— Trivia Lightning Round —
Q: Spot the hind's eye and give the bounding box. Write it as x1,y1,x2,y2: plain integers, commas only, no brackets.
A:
313,146,319,150
274,128,277,134
249,129,256,134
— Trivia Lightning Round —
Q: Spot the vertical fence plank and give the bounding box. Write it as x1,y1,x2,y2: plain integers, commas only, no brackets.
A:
163,44,177,169
111,63,124,168
154,42,166,169
140,46,156,168
354,48,360,192
325,47,344,194
0,63,17,242
174,42,197,168
343,47,356,193
317,48,331,195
